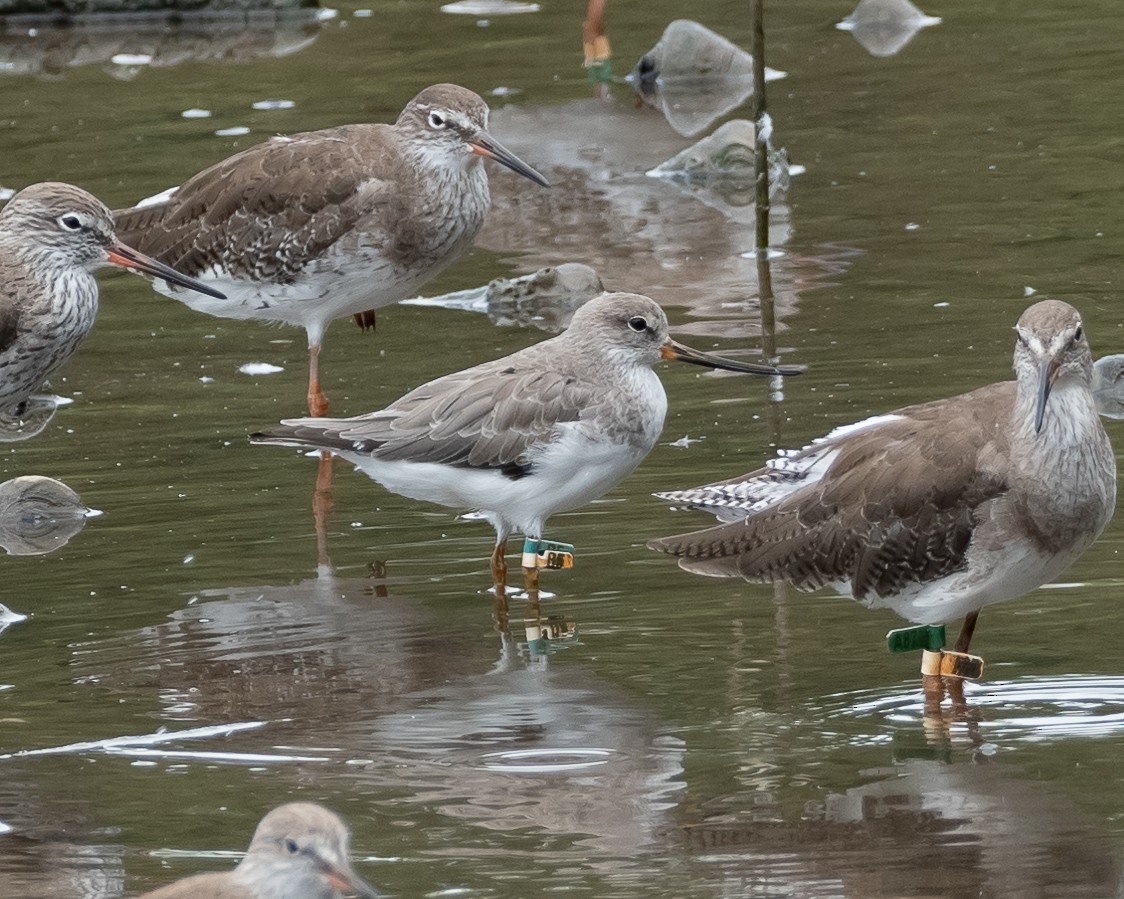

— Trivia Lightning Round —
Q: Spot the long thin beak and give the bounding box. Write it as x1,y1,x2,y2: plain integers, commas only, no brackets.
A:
321,858,381,899
324,869,380,898
106,242,227,300
469,132,550,187
1035,357,1059,434
660,339,804,376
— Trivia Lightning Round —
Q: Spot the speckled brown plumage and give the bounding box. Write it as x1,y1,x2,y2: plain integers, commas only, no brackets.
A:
0,182,221,417
114,84,549,417
650,300,1116,644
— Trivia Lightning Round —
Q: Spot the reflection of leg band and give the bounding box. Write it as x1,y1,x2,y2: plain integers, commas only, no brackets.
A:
583,35,612,64
521,538,575,571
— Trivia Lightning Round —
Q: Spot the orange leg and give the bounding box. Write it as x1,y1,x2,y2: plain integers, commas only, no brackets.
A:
491,539,508,597
308,342,330,417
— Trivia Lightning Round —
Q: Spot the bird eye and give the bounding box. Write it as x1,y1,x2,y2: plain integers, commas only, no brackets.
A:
428,111,447,129
1074,325,1083,342
628,316,647,332
285,839,300,854
58,214,82,231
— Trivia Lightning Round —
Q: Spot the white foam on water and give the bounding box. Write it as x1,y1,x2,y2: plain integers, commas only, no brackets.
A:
238,362,284,375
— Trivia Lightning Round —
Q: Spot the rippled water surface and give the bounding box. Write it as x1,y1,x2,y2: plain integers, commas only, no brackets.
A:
2,0,1124,896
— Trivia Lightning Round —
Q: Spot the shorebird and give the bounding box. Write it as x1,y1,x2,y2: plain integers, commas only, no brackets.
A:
0,182,224,416
649,300,1117,671
252,292,803,597
114,83,549,417
137,802,379,899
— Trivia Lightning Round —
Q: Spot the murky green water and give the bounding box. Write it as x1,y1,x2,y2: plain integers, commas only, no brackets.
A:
2,0,1124,896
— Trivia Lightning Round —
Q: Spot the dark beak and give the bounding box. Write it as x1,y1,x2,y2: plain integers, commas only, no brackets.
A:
469,132,550,187
106,242,227,300
1035,357,1059,434
660,339,804,376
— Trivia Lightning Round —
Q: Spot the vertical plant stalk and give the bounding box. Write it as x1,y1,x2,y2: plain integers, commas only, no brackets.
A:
751,0,775,318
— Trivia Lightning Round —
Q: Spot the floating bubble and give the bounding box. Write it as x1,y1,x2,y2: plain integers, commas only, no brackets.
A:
441,0,539,13
110,53,152,66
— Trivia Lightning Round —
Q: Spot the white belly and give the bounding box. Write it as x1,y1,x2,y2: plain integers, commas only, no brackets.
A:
341,429,652,540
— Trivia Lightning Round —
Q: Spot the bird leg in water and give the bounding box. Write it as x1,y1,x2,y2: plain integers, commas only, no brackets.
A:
921,673,945,719
353,310,377,331
308,342,330,417
954,611,979,653
491,539,508,597
493,591,510,631
313,452,334,568
522,564,541,601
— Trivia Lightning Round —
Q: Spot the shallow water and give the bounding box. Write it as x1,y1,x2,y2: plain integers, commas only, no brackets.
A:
2,0,1124,896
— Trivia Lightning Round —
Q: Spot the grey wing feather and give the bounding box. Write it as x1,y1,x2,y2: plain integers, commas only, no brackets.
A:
260,362,596,473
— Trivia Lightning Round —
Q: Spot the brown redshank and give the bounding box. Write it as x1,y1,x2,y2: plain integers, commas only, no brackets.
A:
137,802,379,899
114,83,549,418
0,182,224,417
251,292,803,599
649,299,1117,677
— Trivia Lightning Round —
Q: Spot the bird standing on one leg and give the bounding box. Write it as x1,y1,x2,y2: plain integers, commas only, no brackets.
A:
113,83,549,418
0,182,225,418
649,300,1116,675
251,292,802,599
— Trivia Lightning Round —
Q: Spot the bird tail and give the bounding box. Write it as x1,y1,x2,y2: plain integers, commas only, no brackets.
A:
647,524,752,578
249,421,378,455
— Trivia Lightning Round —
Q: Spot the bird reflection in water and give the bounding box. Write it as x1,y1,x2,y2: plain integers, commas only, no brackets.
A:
0,475,99,557
0,475,99,637
680,750,1116,897
628,20,786,138
0,395,67,443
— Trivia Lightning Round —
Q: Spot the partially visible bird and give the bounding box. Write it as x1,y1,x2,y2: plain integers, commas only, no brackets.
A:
649,300,1117,662
0,182,225,417
114,83,549,417
137,802,379,899
252,292,802,597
